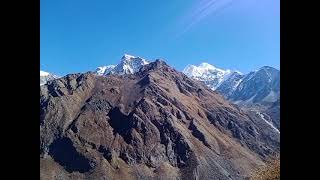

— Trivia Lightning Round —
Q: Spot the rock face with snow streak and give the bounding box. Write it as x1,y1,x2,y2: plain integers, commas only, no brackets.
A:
264,99,280,130
95,54,149,76
40,71,59,86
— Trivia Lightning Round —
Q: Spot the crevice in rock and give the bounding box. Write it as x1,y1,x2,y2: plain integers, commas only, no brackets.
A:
48,137,94,173
150,118,192,168
189,121,210,148
98,145,112,163
107,107,134,144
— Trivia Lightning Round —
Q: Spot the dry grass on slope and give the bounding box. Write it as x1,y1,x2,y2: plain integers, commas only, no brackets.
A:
251,156,280,180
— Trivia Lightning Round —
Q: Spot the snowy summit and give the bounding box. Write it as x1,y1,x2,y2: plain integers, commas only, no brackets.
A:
40,70,59,85
40,70,50,76
95,54,149,75
183,62,233,90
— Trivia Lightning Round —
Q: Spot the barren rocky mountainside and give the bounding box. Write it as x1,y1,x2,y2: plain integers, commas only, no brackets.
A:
40,60,279,180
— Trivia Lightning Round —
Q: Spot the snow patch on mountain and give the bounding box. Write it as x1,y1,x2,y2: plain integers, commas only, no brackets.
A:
40,71,50,76
95,65,116,75
256,111,280,134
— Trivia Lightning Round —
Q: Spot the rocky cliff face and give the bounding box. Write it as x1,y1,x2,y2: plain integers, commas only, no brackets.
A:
40,60,279,180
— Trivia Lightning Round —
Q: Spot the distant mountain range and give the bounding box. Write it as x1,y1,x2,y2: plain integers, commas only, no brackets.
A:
183,63,280,106
40,55,280,131
40,55,279,107
183,63,280,132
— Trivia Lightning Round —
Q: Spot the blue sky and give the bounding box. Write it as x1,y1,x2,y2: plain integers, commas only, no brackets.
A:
40,0,279,76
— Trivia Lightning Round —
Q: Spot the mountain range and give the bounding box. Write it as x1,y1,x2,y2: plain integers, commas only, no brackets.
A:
40,55,148,85
93,55,280,108
40,59,279,180
183,63,280,132
41,55,280,108
40,54,280,129
183,63,280,106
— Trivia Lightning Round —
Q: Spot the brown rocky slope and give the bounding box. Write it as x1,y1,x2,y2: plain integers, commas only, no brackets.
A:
40,60,279,180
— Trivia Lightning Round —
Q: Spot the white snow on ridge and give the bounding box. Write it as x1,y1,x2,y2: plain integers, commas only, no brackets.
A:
183,62,239,90
95,54,150,76
183,63,229,78
95,65,116,75
113,54,149,74
40,70,59,86
122,54,136,59
40,70,50,76
95,66,108,75
232,77,243,90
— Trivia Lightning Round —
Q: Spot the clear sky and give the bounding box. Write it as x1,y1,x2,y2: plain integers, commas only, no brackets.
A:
40,0,279,76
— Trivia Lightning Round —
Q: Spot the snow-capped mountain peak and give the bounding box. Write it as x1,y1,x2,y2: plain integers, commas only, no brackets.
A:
121,54,137,61
199,62,214,68
120,54,149,65
40,70,50,76
40,70,59,85
183,62,233,90
183,62,231,77
95,54,150,75
198,62,224,71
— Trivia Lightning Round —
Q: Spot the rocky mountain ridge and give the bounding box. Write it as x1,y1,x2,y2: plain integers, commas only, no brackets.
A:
40,60,279,180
